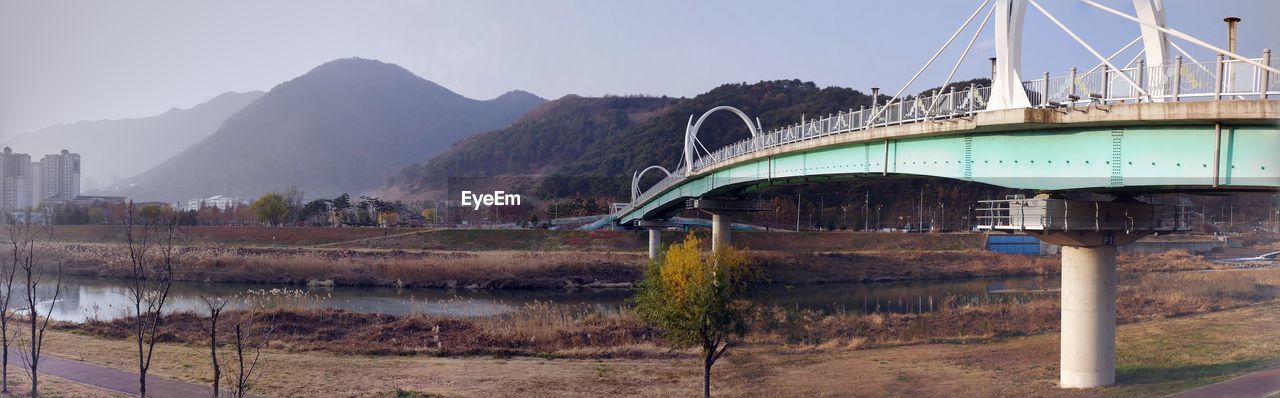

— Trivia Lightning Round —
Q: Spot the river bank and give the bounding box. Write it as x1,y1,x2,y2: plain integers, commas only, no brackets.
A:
55,268,1280,359
39,268,1280,397
44,241,1232,290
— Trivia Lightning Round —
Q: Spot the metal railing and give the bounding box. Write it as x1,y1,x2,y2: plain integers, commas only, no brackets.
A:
624,53,1278,217
974,197,1192,232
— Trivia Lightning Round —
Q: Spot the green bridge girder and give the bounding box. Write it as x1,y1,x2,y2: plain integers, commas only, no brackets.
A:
619,123,1280,224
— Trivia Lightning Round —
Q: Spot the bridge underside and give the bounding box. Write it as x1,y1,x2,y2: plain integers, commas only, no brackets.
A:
621,123,1279,224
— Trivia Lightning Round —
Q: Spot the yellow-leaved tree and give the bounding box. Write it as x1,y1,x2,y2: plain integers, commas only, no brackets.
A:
634,233,754,398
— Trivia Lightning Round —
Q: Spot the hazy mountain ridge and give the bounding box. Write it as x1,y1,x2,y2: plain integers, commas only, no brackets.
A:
117,57,545,201
4,91,264,187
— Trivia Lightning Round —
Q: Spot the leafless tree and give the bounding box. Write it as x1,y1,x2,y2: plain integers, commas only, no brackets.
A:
218,289,288,398
201,296,228,398
117,202,183,398
11,211,58,398
0,211,34,393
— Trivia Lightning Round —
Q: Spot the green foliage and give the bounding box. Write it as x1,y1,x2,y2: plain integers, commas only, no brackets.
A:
251,193,288,226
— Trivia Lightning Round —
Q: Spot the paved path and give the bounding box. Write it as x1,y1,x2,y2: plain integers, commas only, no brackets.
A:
40,354,219,397
1169,367,1280,398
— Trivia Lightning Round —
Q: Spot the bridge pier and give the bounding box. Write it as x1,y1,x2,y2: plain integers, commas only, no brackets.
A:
687,198,768,253
636,220,680,259
978,195,1188,389
1059,243,1117,388
648,228,661,259
710,212,730,253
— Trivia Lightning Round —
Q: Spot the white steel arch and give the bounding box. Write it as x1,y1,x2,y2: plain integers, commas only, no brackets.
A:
631,165,672,202
684,106,760,174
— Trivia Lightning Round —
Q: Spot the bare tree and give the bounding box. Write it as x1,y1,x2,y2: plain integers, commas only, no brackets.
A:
201,296,228,398
11,212,58,397
218,289,289,398
117,202,183,398
0,211,33,393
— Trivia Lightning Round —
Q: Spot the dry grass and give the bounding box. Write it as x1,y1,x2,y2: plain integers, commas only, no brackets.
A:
46,244,1218,290
744,268,1280,350
46,243,644,288
49,225,410,247
59,303,665,359
56,269,1280,361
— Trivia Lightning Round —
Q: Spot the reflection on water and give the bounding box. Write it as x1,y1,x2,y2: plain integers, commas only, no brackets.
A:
31,275,1058,323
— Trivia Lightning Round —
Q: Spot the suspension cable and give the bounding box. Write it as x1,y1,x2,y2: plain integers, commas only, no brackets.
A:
1081,0,1280,74
1084,36,1141,75
937,2,997,98
1027,0,1150,100
867,0,992,123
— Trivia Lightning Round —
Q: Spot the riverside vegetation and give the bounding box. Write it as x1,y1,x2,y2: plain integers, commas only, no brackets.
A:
57,265,1280,359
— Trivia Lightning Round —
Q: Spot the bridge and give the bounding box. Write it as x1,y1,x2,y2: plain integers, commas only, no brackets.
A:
611,0,1280,390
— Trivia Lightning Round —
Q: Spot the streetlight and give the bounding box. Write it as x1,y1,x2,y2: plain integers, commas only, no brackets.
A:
938,202,945,232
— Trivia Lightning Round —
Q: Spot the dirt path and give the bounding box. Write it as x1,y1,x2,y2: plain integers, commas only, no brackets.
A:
40,353,229,397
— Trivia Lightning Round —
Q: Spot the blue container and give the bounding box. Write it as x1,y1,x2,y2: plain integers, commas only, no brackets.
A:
985,234,1042,255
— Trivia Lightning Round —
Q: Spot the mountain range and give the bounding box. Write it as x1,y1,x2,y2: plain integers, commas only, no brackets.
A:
113,58,544,201
3,91,263,187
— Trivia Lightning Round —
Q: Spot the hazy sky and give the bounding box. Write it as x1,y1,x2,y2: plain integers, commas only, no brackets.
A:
1,0,1276,136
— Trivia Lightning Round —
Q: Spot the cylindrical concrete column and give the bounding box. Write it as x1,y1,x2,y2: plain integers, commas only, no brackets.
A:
1060,245,1117,388
711,213,730,252
647,228,661,259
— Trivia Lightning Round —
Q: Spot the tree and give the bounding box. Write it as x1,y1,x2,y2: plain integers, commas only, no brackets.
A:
201,296,229,397
116,202,183,398
281,186,305,225
634,234,754,398
0,211,49,394
10,212,59,397
251,193,287,227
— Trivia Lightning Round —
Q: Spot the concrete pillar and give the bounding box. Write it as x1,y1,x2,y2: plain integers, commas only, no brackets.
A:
647,228,661,259
710,213,730,253
1060,245,1117,388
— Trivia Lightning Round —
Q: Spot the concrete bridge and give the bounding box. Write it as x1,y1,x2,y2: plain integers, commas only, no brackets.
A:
612,0,1280,389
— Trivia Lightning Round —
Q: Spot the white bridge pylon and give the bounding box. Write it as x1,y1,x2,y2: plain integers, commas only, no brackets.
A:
683,106,761,175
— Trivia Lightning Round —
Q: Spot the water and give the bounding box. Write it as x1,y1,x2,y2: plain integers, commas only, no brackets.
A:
28,275,1058,323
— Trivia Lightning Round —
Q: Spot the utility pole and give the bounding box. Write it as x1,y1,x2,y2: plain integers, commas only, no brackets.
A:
918,187,924,233
864,191,870,231
819,195,825,230
796,192,802,232
939,202,945,232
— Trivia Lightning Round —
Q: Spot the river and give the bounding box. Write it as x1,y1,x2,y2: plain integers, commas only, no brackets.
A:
27,275,1060,322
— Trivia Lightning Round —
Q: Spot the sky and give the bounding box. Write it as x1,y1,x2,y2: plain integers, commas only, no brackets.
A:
1,0,1277,137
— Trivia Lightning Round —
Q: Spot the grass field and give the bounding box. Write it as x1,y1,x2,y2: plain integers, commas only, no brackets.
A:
39,295,1280,397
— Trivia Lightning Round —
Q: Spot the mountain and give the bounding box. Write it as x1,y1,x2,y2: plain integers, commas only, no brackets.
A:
3,91,263,188
118,58,545,202
385,79,892,200
384,94,679,200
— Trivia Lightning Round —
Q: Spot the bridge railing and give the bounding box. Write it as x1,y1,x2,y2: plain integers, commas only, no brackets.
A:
691,84,994,172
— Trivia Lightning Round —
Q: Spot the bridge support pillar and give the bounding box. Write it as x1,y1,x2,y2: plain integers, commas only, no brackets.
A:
710,213,730,253
1059,244,1117,388
648,228,661,259
687,198,767,253
978,196,1184,389
636,220,680,259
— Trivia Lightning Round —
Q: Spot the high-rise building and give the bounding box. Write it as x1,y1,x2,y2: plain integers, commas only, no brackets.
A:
0,147,33,210
37,149,81,202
